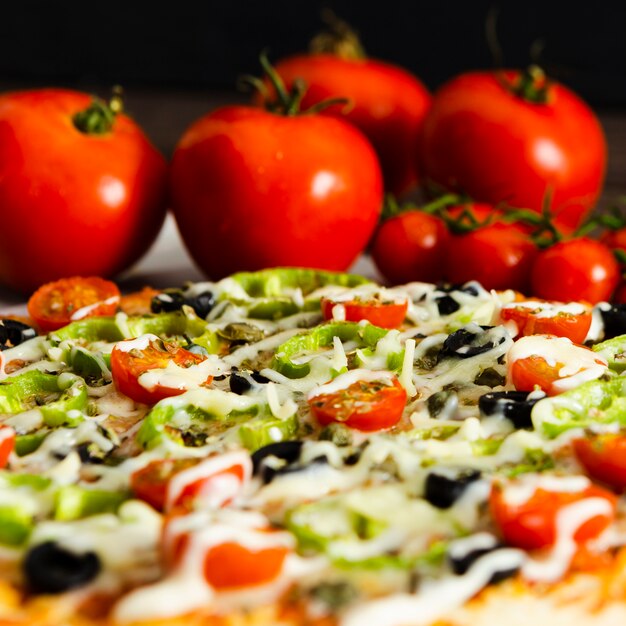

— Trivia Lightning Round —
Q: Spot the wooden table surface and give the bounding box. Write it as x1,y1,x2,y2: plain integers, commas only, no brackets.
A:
0,88,625,310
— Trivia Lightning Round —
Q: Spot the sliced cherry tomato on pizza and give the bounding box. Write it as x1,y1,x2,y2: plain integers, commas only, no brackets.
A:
490,480,617,551
202,540,289,589
320,297,408,329
0,426,15,468
27,276,120,332
308,375,407,431
507,335,607,396
500,302,592,344
130,452,251,512
573,434,626,491
110,334,209,405
163,519,291,589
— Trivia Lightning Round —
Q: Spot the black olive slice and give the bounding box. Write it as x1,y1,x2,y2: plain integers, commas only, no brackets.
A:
448,536,520,584
150,290,186,313
251,440,304,482
435,295,461,315
185,291,215,319
24,541,101,594
478,390,540,429
599,303,626,340
439,326,505,360
271,454,329,482
229,369,269,395
424,469,482,509
0,319,37,350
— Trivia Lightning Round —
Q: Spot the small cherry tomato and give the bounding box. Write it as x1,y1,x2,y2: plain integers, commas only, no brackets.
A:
490,480,617,551
445,222,538,292
0,426,16,468
202,540,290,589
500,302,592,344
507,335,607,395
371,211,450,285
531,238,619,304
27,276,120,332
308,375,406,431
110,334,209,405
163,519,291,589
320,297,408,329
131,452,251,512
573,434,626,491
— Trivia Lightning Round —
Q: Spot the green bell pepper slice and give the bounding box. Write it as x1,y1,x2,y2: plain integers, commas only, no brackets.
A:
0,505,33,545
52,310,207,344
237,412,298,451
54,485,128,521
272,322,390,379
0,371,87,428
136,388,295,450
593,335,626,373
228,268,370,299
532,376,626,437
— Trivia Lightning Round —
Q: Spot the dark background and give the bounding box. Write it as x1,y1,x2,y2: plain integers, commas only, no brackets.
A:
1,0,625,182
2,1,625,106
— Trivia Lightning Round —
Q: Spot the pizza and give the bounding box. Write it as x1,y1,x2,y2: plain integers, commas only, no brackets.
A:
2,268,626,626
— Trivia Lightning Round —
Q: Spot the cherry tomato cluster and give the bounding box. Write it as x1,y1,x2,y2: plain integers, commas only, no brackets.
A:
371,198,625,304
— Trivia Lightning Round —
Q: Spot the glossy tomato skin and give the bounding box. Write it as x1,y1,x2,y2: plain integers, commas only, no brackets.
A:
308,377,407,431
320,297,408,329
110,338,207,405
445,223,538,292
371,211,450,284
573,435,626,491
170,106,382,279
530,239,619,304
0,89,167,294
420,71,606,232
274,54,431,196
490,482,616,551
27,276,121,332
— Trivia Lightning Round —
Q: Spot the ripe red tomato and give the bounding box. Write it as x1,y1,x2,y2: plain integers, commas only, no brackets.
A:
320,297,408,328
27,276,120,332
0,427,15,468
110,335,209,405
530,238,619,304
420,70,606,232
500,303,592,344
273,54,431,196
490,481,616,551
445,222,538,292
308,376,406,431
0,89,167,293
573,434,626,491
170,106,382,279
131,454,249,512
371,211,450,284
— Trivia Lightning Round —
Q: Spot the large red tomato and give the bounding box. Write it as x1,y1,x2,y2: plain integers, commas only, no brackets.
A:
419,70,606,232
0,89,167,294
169,106,383,279
273,54,431,196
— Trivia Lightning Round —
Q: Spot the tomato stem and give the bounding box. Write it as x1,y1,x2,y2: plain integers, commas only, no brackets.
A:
72,86,124,135
506,65,552,105
309,9,367,61
247,52,350,116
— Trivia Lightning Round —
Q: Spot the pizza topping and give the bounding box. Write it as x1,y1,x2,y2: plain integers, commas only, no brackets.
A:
478,390,542,429
423,469,482,509
507,335,608,395
3,268,626,623
23,540,101,593
0,319,37,351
